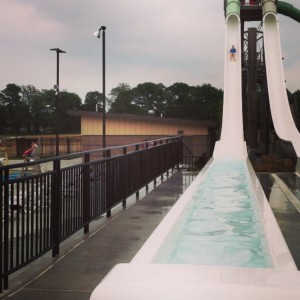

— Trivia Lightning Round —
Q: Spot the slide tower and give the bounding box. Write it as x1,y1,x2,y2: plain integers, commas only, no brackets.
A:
218,0,300,170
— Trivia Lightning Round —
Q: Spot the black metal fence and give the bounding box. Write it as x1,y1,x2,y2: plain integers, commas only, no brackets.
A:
0,136,198,292
16,136,82,157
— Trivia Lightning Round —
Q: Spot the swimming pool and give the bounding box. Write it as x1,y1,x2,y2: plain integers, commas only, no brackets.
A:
153,159,273,268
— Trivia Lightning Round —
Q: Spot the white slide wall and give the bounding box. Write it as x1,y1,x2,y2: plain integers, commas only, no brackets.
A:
263,12,300,157
213,13,247,159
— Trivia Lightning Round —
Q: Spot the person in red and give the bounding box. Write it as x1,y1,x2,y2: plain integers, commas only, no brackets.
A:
23,140,38,161
249,0,255,5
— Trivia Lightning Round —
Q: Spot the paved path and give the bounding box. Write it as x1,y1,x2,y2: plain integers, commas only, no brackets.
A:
1,171,196,300
2,170,300,300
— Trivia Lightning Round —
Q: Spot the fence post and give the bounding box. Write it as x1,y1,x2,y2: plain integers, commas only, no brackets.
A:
105,149,112,218
40,137,43,157
122,147,127,208
0,168,2,292
52,159,61,257
1,169,9,290
177,137,182,170
67,137,70,155
83,153,90,233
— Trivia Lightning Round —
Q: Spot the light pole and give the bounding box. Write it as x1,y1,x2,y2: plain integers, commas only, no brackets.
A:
95,26,106,148
50,48,66,156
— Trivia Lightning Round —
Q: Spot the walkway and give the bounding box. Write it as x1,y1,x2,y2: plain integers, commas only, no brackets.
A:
1,171,196,300
2,170,300,299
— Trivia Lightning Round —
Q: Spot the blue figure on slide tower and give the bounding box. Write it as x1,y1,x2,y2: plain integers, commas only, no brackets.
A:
230,45,236,61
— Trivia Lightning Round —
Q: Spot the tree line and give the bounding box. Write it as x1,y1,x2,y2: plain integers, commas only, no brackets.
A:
0,82,224,135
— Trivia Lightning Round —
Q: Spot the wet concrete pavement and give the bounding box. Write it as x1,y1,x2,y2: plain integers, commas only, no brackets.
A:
1,171,196,300
2,170,300,300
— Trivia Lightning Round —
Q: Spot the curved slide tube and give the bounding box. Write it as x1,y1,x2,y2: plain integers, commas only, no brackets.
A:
263,11,300,157
213,12,247,159
278,1,300,23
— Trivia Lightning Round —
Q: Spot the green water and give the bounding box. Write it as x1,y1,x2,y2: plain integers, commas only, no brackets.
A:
154,159,273,268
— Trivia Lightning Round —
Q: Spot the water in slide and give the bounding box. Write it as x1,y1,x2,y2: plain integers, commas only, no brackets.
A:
263,11,300,157
213,12,247,160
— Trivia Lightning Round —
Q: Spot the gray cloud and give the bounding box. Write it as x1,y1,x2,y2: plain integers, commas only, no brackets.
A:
0,0,299,100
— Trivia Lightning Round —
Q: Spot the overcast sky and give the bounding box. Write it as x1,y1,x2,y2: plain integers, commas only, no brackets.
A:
1,0,300,100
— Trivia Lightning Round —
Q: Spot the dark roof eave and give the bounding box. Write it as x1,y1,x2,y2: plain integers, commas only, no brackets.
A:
67,110,216,128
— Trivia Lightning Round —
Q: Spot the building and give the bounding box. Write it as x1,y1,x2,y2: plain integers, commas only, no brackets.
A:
69,111,217,158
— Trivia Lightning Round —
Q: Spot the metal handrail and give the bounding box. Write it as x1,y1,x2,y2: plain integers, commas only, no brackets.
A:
1,136,196,292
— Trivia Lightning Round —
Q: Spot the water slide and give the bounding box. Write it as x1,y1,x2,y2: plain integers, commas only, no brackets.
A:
213,0,247,159
215,0,300,159
90,2,300,299
278,1,300,22
263,0,300,157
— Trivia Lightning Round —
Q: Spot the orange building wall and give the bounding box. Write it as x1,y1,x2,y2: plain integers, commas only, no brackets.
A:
82,116,208,136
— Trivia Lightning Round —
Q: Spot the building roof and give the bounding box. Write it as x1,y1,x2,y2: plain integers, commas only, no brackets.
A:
68,110,216,128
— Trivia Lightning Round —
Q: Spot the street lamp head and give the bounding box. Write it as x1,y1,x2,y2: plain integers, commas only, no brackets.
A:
94,26,106,39
50,48,66,54
93,31,101,38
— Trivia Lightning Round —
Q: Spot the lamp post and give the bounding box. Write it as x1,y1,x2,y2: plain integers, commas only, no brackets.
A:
95,26,106,148
50,48,66,156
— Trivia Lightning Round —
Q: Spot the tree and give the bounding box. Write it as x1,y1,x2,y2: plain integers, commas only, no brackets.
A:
165,83,192,118
21,85,46,133
132,82,166,115
0,90,9,133
0,84,28,133
108,83,144,114
40,89,57,133
58,91,82,133
0,80,225,136
189,84,223,122
82,91,102,112
38,89,81,134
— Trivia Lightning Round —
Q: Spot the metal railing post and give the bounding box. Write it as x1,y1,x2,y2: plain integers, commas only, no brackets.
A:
122,147,127,208
52,159,61,257
83,153,90,233
0,169,9,291
2,169,9,290
105,149,111,218
0,168,2,292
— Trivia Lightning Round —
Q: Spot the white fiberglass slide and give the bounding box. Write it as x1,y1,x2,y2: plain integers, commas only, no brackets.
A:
263,12,300,157
214,13,247,160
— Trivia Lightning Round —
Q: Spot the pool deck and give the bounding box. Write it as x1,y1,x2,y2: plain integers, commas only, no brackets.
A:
1,170,300,300
1,170,195,300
